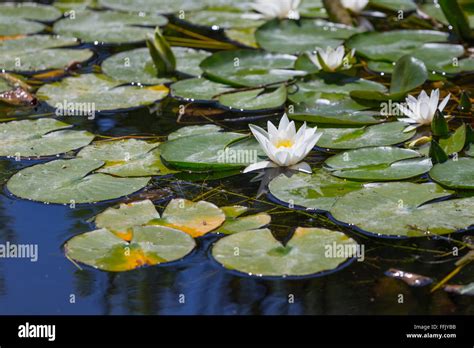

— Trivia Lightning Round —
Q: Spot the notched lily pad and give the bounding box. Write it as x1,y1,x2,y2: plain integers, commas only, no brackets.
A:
65,226,195,272
6,158,150,204
212,227,358,277
0,118,94,158
325,146,432,181
330,182,474,238
216,205,271,234
430,158,474,190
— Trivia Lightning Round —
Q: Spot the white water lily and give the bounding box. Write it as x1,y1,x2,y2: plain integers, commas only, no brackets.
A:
312,45,355,72
252,0,301,20
341,0,369,13
399,89,451,132
243,114,321,174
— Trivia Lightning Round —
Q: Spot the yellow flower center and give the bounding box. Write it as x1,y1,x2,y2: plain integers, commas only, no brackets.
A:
275,139,293,148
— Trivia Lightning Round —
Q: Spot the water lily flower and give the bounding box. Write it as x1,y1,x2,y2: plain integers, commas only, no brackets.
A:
252,0,301,20
311,45,355,72
341,0,369,13
243,114,321,174
399,89,451,132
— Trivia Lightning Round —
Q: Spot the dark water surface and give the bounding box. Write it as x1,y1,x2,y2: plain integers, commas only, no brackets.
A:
0,6,474,315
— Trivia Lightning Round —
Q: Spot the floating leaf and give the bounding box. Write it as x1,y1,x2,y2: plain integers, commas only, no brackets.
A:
98,0,203,14
0,119,94,158
65,226,195,272
150,199,225,238
200,49,302,87
389,55,428,95
370,0,417,11
0,35,93,73
218,85,287,111
170,77,235,102
184,10,265,30
216,208,271,234
160,132,264,171
430,158,474,189
37,74,168,112
0,3,61,36
255,19,363,54
7,158,150,204
439,124,466,156
317,122,415,150
168,124,223,140
325,146,432,181
54,10,168,44
77,139,174,177
268,171,364,211
330,182,474,237
212,227,358,277
102,47,211,84
95,200,160,240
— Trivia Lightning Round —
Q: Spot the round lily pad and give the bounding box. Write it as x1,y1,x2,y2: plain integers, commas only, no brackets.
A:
268,171,364,211
98,0,203,13
256,19,363,54
0,3,61,36
430,158,474,190
168,124,223,140
160,132,264,171
37,74,168,112
150,199,225,238
0,118,94,158
370,0,417,11
218,85,287,111
77,139,174,177
101,47,211,84
317,122,415,150
54,10,168,44
347,30,449,62
95,200,160,240
325,146,432,181
212,227,358,277
216,206,271,234
330,182,474,238
7,158,150,204
170,77,234,102
65,226,195,272
0,35,94,73
200,49,302,87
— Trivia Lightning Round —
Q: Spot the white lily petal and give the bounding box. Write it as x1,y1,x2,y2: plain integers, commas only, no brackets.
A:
243,160,278,173
289,162,312,174
438,93,451,112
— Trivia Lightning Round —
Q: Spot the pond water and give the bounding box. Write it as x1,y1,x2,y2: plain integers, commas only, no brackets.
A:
1,0,474,316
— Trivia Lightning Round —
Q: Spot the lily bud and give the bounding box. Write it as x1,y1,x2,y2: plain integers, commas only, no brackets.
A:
146,27,176,77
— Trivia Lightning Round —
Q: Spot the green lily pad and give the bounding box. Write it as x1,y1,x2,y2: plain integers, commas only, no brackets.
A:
330,182,474,237
0,3,62,36
160,132,264,171
466,146,474,157
218,85,287,111
439,124,467,156
347,30,449,62
184,10,265,30
290,98,380,125
98,0,203,13
0,118,94,158
168,124,223,140
212,227,358,277
255,19,363,54
150,199,226,238
95,200,160,240
216,206,271,234
325,146,432,181
170,77,235,102
7,158,150,204
102,47,211,84
65,226,195,272
430,158,474,189
54,10,168,44
225,28,258,47
288,75,387,103
77,139,174,177
0,35,94,73
37,74,168,112
200,49,302,87
317,122,415,150
269,171,364,211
